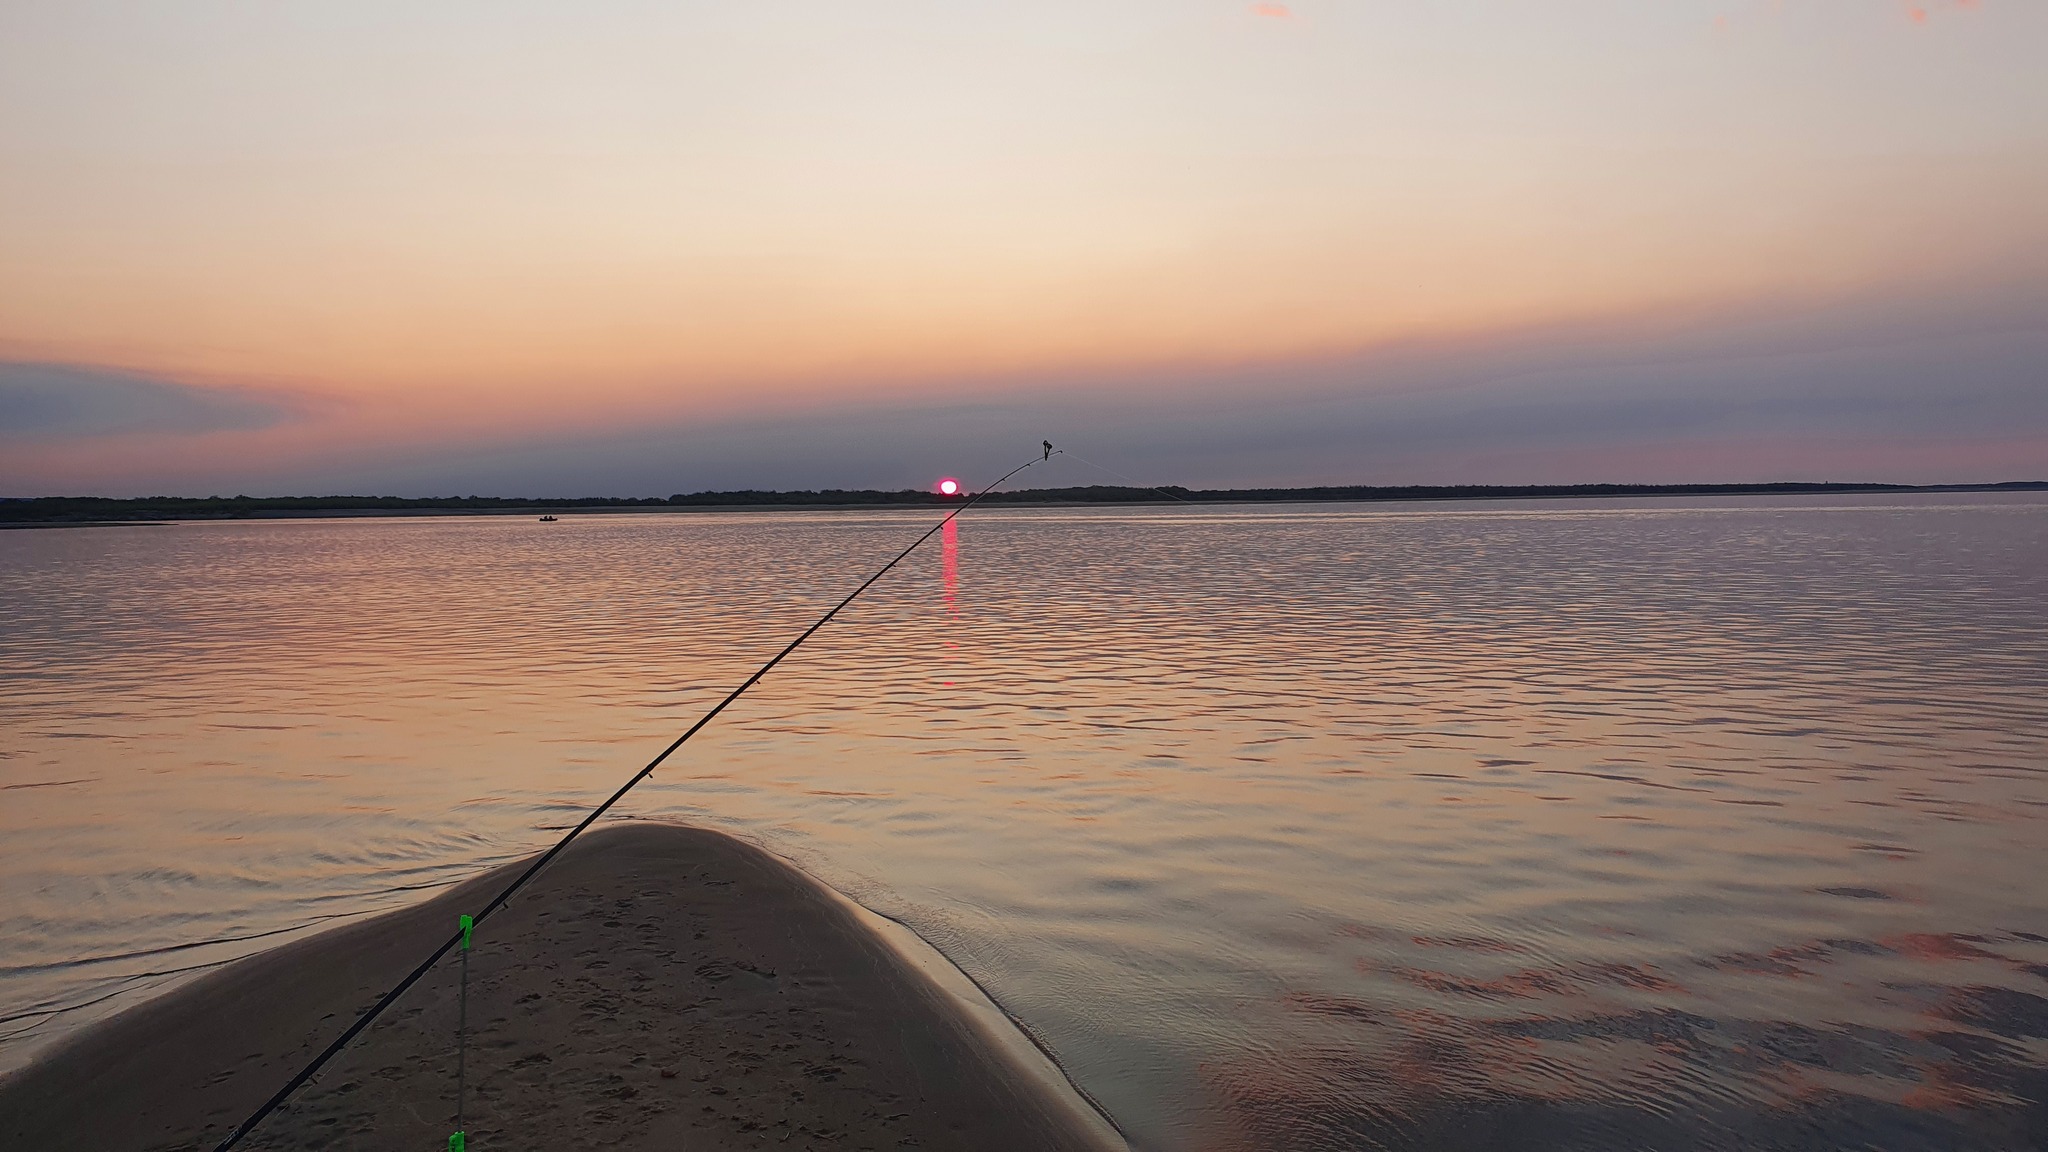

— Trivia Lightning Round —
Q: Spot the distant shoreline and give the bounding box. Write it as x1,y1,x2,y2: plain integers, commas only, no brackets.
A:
3,481,2043,526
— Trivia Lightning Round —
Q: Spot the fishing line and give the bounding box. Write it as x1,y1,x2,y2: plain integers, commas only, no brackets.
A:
452,914,471,1152
1054,449,1200,505
208,452,1051,1152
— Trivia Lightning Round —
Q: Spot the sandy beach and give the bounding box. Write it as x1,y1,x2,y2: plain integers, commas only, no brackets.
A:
0,823,1124,1152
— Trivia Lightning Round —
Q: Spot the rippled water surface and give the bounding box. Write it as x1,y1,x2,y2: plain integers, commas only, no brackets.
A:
4,496,2047,1149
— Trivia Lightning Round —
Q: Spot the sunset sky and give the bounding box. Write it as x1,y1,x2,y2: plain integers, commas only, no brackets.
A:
2,0,2043,495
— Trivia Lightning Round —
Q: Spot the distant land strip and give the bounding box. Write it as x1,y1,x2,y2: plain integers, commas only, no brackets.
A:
3,481,2044,526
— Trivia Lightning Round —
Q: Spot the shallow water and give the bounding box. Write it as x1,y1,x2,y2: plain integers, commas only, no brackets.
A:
3,495,2046,1149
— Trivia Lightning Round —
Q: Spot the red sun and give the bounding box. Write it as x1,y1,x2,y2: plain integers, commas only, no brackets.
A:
937,478,960,496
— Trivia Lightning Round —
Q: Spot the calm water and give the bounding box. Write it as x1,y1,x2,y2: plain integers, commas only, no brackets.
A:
3,496,2046,1150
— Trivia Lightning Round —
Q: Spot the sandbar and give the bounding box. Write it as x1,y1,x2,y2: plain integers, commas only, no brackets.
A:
0,823,1125,1151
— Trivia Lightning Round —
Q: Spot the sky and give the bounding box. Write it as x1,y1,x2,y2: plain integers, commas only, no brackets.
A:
1,0,2043,496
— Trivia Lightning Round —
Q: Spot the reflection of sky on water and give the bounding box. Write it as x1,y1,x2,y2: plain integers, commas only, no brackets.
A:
2,495,2045,1149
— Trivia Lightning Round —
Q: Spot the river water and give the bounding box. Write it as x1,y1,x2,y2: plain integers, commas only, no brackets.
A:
3,495,2045,1149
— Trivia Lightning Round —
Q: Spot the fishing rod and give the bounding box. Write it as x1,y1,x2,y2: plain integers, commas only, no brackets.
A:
210,449,1055,1152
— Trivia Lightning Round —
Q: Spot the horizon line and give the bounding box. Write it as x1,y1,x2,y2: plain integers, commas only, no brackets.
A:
4,480,2044,524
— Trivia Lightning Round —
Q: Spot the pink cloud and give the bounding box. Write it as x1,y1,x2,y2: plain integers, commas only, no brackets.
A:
1251,3,1292,18
1905,0,1980,22
1713,0,1980,30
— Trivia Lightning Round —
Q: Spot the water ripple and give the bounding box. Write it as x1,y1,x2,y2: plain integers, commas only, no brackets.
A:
2,494,2046,1148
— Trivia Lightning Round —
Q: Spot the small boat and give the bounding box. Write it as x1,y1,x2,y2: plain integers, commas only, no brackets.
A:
538,515,558,522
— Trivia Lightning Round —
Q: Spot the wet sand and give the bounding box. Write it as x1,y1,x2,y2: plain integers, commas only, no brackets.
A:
0,823,1124,1152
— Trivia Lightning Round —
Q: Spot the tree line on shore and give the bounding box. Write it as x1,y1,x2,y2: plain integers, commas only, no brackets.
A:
4,481,2042,524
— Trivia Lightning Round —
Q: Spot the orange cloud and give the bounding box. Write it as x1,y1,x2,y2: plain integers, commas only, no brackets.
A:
1715,0,1979,30
1251,3,1292,18
1905,0,1980,22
